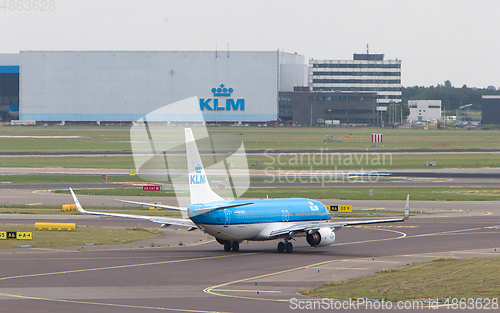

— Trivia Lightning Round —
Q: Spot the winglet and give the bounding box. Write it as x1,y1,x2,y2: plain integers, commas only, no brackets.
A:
69,188,88,214
404,194,410,220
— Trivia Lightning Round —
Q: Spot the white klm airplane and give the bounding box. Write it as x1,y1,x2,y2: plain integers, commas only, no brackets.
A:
70,128,409,253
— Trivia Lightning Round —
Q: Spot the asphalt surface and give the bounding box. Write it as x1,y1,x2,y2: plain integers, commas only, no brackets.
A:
0,201,499,312
0,170,500,312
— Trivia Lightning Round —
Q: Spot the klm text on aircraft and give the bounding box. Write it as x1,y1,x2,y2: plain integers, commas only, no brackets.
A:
190,165,206,184
70,128,410,254
199,84,245,111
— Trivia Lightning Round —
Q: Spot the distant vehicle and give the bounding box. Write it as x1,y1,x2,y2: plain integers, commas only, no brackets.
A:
70,128,410,253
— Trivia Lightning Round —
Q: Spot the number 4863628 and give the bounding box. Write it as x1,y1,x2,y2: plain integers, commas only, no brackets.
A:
1,0,55,11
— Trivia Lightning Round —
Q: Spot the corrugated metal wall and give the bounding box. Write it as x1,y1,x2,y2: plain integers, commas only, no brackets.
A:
15,51,305,122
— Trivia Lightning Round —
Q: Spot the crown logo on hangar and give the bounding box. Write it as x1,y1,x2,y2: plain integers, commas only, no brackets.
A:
200,83,244,111
211,84,233,97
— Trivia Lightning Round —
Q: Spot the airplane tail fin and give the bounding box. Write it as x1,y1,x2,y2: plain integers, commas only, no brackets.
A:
185,128,223,205
404,194,410,220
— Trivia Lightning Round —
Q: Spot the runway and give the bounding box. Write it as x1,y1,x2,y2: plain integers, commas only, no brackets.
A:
0,205,499,312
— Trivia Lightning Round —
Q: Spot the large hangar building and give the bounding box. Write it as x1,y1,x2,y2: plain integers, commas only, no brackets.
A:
0,51,307,123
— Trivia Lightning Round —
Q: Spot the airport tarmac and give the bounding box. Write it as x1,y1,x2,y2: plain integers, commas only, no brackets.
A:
0,169,499,312
0,202,499,312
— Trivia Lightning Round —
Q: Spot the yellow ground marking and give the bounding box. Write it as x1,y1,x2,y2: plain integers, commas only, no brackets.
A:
318,267,369,270
0,252,257,282
204,226,500,303
1,222,497,308
0,291,232,313
203,229,407,302
0,235,215,254
405,227,486,238
0,255,179,261
333,227,407,246
363,225,419,228
212,289,281,293
345,260,402,264
204,258,359,302
31,190,48,194
189,239,216,246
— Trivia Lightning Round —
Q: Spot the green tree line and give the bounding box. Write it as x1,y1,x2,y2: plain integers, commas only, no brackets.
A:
402,81,500,111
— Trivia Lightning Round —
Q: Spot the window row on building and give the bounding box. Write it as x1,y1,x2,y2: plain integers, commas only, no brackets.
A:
310,54,402,105
312,63,401,69
312,71,401,77
309,96,375,102
311,86,401,92
312,79,401,84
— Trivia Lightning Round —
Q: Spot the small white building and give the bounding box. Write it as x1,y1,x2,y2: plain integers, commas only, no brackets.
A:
408,100,441,122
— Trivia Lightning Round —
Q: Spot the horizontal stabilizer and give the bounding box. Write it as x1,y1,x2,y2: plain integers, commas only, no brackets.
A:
115,199,187,211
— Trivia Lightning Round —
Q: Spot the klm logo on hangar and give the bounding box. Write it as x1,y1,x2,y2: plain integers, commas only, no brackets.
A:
199,84,245,111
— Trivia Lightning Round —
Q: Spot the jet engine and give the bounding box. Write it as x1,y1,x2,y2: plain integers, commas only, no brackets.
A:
306,227,336,247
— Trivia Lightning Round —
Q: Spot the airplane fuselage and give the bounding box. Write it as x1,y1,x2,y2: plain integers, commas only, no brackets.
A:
188,198,330,241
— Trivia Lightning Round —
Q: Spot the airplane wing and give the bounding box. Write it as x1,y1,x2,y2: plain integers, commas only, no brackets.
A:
69,188,197,230
270,195,410,237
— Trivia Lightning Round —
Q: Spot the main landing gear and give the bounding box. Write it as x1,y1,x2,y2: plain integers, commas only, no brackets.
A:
217,238,240,252
277,240,293,253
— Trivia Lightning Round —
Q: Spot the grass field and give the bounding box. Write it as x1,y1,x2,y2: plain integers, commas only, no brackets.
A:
55,188,181,197
242,187,500,201
0,205,183,216
0,225,164,249
248,153,500,170
58,186,500,201
1,126,500,171
0,174,145,183
0,152,499,170
302,257,500,301
0,156,135,169
0,126,132,152
1,126,500,152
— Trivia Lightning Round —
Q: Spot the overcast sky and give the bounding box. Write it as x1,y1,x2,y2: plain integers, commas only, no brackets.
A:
1,0,498,88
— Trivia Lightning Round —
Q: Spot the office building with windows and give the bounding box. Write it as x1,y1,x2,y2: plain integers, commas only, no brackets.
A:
278,88,377,126
309,53,401,105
